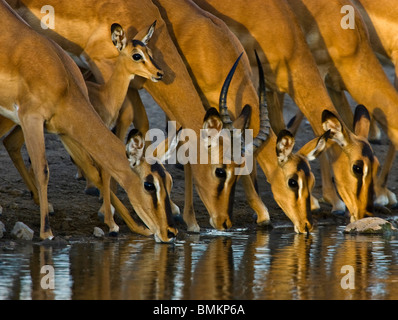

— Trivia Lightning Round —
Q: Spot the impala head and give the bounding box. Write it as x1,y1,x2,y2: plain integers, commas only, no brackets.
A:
271,128,330,233
111,20,164,82
191,105,252,230
322,105,379,222
125,128,178,243
191,52,270,230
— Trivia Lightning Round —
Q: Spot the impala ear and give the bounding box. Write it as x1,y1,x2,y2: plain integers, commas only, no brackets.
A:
126,129,145,168
111,23,127,51
353,104,371,138
276,129,295,166
321,109,349,148
159,127,182,163
202,108,223,148
299,130,331,161
141,20,156,45
232,104,252,130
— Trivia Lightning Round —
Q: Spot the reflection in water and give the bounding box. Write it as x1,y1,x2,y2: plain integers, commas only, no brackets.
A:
1,226,398,299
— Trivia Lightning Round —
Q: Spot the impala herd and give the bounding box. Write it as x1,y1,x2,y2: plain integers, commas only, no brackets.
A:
0,0,397,243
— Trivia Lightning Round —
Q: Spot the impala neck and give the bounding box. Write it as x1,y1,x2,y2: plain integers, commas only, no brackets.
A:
100,56,134,115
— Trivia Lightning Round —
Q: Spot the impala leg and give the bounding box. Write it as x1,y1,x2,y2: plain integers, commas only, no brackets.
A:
183,163,200,232
130,88,150,137
324,73,354,131
373,67,398,206
241,172,271,227
21,116,53,240
60,135,152,236
115,88,150,142
3,125,55,215
287,109,305,136
374,144,397,207
319,152,346,214
98,168,119,234
266,90,286,134
368,117,382,143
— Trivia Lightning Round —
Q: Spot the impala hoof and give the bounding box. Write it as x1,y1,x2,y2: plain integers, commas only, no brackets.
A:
390,203,398,210
311,208,321,215
332,210,345,216
173,214,184,224
374,204,392,215
108,231,118,237
85,187,100,197
258,220,273,230
252,214,272,229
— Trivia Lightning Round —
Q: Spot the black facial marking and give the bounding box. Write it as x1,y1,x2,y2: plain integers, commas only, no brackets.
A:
366,179,375,214
145,174,157,209
216,165,227,197
353,160,364,197
164,190,175,227
306,195,313,226
132,39,145,47
297,159,310,177
227,180,236,220
150,162,175,226
361,141,374,162
149,54,162,70
151,162,166,183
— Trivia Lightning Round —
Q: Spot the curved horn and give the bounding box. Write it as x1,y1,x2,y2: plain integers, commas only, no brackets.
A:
251,50,270,153
219,52,243,130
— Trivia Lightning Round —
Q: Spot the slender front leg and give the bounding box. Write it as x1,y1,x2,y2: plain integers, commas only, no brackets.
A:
240,173,271,226
183,163,200,232
116,88,150,143
3,125,55,214
99,168,119,234
266,90,286,134
374,144,397,207
319,152,346,214
20,115,53,240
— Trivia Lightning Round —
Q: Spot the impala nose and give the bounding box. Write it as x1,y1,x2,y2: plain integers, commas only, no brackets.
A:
222,221,229,230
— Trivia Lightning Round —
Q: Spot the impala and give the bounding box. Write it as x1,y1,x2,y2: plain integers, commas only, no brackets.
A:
0,0,177,242
73,18,171,222
10,0,326,233
152,0,334,232
193,0,383,221
283,0,398,215
349,0,398,209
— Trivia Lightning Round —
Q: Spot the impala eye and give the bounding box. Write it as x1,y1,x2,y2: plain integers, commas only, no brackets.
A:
353,164,363,175
215,168,226,179
133,53,142,61
144,181,156,192
288,178,298,189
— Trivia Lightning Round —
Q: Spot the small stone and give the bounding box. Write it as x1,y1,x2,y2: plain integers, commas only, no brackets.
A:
0,221,5,239
386,216,398,229
93,227,105,238
344,217,398,235
11,222,34,240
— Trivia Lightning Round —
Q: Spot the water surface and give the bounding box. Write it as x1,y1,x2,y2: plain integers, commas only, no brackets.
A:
1,224,398,300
